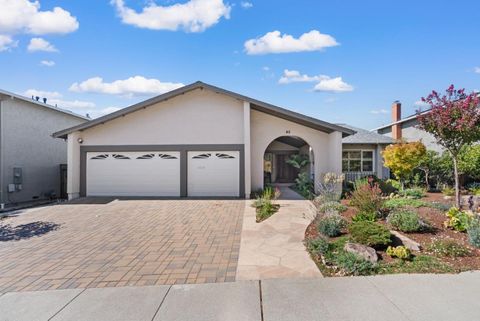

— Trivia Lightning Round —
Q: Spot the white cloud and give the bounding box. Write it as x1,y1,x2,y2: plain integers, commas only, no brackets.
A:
278,69,353,93
474,67,480,74
0,35,17,52
40,60,55,66
278,69,329,84
111,0,231,32
240,1,253,8
244,30,338,55
0,0,78,35
24,89,95,109
27,37,57,52
69,76,185,97
370,109,388,115
314,77,353,93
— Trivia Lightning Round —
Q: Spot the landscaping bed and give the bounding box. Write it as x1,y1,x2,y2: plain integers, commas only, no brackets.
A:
305,186,480,276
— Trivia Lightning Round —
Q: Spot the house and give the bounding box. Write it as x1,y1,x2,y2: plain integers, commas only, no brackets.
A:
0,89,89,209
53,81,355,199
372,101,442,152
340,124,394,182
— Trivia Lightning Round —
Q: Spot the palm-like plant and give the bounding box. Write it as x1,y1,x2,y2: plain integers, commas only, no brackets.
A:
286,154,310,169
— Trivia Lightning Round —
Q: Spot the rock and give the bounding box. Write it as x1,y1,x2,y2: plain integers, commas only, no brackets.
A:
390,230,421,251
344,242,378,263
461,195,480,212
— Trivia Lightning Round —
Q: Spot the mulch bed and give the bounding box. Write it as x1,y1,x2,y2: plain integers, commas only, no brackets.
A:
305,192,480,274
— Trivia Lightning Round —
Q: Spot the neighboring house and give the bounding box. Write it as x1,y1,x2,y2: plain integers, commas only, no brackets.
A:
53,81,355,199
372,101,442,152
340,124,394,182
0,89,89,209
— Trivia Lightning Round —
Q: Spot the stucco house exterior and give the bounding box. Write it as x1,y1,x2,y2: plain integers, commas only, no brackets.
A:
373,101,442,152
53,81,355,199
340,124,394,181
0,89,88,209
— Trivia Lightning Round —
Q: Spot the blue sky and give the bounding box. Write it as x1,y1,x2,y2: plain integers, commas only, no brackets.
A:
1,0,479,129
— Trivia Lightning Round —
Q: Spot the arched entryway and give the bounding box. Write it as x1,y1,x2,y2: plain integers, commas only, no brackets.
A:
263,136,314,187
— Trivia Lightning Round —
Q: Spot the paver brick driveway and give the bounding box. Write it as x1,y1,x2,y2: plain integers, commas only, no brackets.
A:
0,199,244,293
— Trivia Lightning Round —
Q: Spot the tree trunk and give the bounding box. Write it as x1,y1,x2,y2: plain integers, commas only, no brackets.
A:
452,156,461,208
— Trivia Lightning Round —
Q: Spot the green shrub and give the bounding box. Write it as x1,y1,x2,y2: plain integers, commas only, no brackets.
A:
294,172,314,199
467,219,480,248
428,202,451,211
384,198,428,210
385,179,402,191
379,255,454,274
349,221,391,247
378,179,399,195
307,237,330,255
427,240,470,257
400,187,426,199
387,209,426,233
386,246,411,260
318,201,347,214
349,183,385,216
467,183,480,196
256,201,279,222
442,186,455,196
352,211,377,222
333,251,377,276
253,187,280,222
444,207,473,232
317,214,346,237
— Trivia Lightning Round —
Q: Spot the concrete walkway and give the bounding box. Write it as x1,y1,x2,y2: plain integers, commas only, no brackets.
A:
236,186,321,280
1,272,480,321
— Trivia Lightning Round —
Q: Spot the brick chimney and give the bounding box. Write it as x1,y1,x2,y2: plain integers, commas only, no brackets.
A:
391,101,402,140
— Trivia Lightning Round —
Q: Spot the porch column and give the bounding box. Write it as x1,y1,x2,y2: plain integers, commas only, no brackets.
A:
67,132,81,200
328,131,343,174
243,101,251,198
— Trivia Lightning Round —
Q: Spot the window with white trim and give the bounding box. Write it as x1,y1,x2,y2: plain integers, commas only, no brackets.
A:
342,150,374,172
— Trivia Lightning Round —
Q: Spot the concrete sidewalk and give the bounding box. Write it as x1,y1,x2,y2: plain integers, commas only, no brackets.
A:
1,272,480,321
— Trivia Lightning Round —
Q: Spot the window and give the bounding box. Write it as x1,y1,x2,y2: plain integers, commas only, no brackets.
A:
342,150,374,172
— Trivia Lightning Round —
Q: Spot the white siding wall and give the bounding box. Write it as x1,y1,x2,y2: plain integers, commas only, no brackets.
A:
80,89,244,145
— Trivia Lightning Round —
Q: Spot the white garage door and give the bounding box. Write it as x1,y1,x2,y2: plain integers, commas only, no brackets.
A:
86,152,180,197
188,151,240,197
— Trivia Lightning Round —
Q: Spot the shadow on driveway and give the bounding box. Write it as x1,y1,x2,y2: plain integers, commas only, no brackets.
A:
0,221,60,242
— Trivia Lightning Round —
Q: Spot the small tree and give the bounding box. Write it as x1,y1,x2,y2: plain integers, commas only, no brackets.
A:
418,150,439,188
458,144,480,180
417,85,480,207
382,141,426,189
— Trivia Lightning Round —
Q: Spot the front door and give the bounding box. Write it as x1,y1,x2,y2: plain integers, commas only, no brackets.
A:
275,154,299,183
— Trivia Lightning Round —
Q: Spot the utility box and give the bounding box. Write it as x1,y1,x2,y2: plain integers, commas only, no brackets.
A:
8,184,15,193
13,167,23,185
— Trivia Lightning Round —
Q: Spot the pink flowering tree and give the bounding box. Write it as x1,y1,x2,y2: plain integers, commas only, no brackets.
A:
417,85,480,207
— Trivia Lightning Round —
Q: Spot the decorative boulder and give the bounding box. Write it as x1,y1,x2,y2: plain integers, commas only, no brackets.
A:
390,230,421,251
344,242,378,263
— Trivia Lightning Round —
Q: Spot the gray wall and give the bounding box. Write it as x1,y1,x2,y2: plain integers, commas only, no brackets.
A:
0,98,86,205
377,119,443,153
342,143,390,179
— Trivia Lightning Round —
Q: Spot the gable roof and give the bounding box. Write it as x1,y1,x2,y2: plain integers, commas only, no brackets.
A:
340,124,394,145
52,81,355,139
371,110,430,132
0,88,90,121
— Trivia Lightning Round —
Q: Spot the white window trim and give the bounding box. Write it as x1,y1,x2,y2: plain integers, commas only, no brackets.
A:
342,149,375,172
